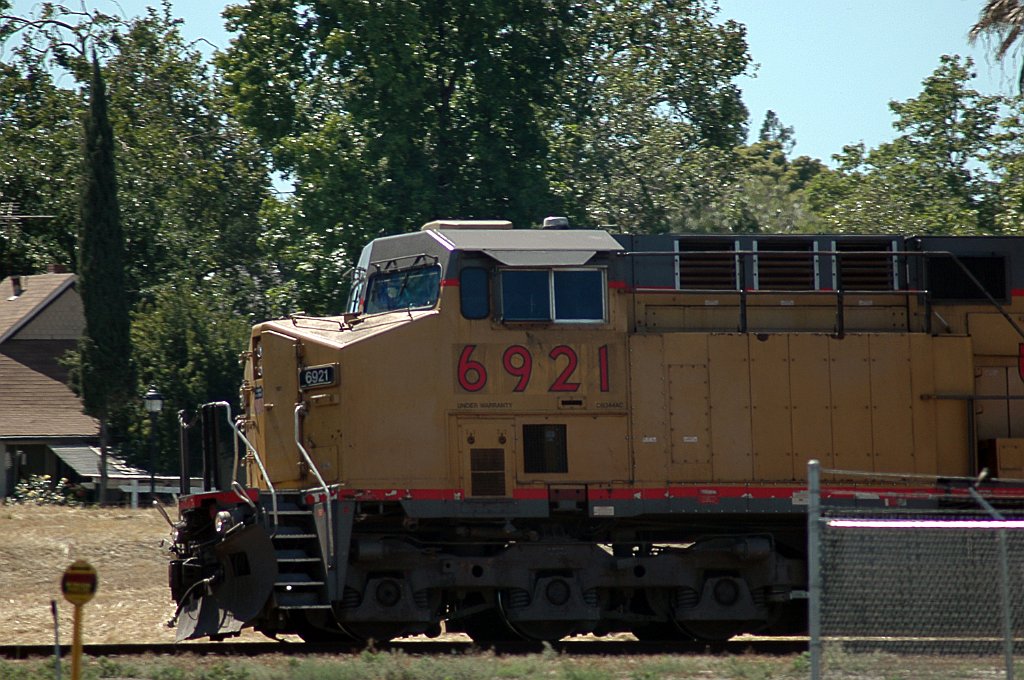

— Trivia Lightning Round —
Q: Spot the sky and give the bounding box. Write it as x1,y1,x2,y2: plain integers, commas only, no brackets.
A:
7,0,1020,165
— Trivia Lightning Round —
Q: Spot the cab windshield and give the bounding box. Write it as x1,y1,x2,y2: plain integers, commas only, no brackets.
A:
364,265,441,314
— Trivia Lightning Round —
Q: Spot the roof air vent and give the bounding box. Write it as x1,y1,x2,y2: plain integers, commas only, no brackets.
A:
543,216,570,230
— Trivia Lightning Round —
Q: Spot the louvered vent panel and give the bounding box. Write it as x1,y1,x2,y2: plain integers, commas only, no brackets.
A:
677,240,737,290
470,448,506,496
836,241,896,291
756,241,815,290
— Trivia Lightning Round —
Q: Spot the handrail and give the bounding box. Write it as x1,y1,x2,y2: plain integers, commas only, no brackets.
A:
620,247,1024,341
294,403,334,567
205,401,278,531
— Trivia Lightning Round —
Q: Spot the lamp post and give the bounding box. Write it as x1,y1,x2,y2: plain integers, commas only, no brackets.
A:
143,385,164,496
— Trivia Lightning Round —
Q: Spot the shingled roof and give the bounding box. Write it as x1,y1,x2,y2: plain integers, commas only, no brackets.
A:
0,273,76,342
0,273,98,440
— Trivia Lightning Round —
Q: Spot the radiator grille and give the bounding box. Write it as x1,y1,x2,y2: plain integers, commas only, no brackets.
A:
677,240,737,290
756,240,815,290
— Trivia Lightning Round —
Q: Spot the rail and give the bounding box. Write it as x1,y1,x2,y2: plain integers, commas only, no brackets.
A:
294,403,334,567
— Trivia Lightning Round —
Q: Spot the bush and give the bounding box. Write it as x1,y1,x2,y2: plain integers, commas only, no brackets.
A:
7,474,82,506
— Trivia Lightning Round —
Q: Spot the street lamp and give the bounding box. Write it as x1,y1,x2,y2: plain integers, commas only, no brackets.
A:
143,385,164,495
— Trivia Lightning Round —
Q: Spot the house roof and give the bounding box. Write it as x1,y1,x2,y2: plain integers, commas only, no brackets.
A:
0,272,98,439
0,273,77,343
0,348,98,438
49,445,147,479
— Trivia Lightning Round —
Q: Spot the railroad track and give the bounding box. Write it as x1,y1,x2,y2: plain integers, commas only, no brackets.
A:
1,638,807,660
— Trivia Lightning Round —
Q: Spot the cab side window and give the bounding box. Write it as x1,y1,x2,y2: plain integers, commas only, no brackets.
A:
460,267,490,319
501,270,550,320
500,268,605,323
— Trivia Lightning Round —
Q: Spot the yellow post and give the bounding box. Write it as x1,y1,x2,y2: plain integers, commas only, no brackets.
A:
61,560,97,680
70,602,83,680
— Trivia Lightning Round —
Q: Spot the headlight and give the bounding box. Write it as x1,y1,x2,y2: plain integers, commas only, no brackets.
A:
214,510,235,535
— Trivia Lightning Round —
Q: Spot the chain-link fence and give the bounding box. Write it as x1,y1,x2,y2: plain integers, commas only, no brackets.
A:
808,460,1024,679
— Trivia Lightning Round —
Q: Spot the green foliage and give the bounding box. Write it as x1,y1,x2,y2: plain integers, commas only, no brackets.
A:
1,5,273,472
5,474,82,506
0,48,82,278
970,0,1024,91
13,0,1024,488
693,137,826,234
127,277,252,470
805,55,1006,234
759,109,795,153
219,0,576,311
103,6,272,302
982,99,1024,235
547,0,752,233
219,0,755,309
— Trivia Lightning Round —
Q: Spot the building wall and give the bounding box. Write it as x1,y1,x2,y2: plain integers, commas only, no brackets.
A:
14,290,83,340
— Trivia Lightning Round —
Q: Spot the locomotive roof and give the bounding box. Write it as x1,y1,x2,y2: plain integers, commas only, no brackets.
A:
428,228,623,266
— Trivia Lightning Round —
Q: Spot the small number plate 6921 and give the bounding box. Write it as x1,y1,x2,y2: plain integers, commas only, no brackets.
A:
299,363,337,390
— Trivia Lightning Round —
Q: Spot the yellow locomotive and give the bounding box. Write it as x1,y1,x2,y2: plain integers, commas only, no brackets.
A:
168,218,1024,643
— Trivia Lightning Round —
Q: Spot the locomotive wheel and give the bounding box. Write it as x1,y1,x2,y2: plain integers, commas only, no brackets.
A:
631,622,694,642
497,593,580,642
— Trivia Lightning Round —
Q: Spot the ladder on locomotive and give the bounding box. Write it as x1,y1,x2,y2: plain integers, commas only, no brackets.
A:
265,490,331,612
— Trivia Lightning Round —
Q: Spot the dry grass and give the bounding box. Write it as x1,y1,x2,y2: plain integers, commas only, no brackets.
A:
0,504,198,645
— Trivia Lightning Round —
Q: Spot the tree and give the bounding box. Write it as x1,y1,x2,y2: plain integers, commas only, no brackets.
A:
0,8,97,278
546,0,752,233
78,52,134,502
970,0,1024,91
219,0,755,309
103,6,272,306
758,110,795,154
805,56,1003,234
129,277,252,472
0,50,82,278
219,0,574,312
2,4,274,479
695,136,826,234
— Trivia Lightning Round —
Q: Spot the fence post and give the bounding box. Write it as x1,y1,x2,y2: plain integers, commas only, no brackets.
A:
808,459,821,680
968,486,1014,680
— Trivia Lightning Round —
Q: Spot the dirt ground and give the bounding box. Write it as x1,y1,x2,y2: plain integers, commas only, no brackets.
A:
0,503,242,645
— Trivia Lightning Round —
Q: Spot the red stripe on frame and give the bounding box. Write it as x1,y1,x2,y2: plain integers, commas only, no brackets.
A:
441,278,460,287
179,488,259,510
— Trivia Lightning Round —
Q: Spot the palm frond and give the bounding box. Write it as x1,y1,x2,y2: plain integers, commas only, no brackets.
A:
970,0,1024,89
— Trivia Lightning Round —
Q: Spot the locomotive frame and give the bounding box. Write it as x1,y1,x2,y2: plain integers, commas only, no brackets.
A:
167,219,1024,643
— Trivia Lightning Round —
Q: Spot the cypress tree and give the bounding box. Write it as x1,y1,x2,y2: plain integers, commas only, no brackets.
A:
78,53,134,503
